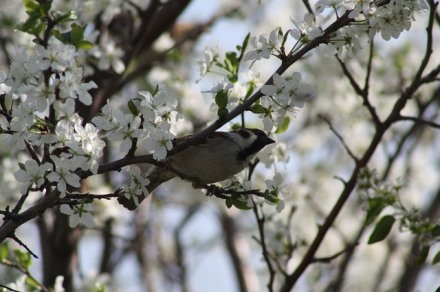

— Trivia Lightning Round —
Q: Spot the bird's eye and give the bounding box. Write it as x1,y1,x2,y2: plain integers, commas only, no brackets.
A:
238,129,251,139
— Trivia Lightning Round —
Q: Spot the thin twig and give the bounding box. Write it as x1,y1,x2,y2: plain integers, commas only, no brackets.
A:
1,258,50,292
363,38,374,94
65,192,120,200
10,235,38,259
318,114,359,162
11,190,31,216
336,55,380,126
301,0,314,16
0,284,21,292
398,115,440,129
312,243,359,263
24,140,41,165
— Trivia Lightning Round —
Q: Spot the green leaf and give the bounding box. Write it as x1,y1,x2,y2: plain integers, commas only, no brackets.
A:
225,52,238,70
91,283,106,292
25,276,40,291
227,73,238,83
14,249,32,269
431,225,440,236
23,0,40,13
54,31,69,42
414,245,430,266
215,90,228,109
71,23,86,45
275,116,290,134
225,51,239,82
17,14,40,34
365,197,386,226
53,10,77,23
128,100,139,116
217,108,229,118
281,28,290,49
264,190,280,204
250,104,268,114
368,215,395,244
76,40,94,49
244,81,256,99
433,250,440,265
18,162,26,171
0,243,9,260
226,197,252,210
33,22,47,37
39,1,52,14
152,85,160,96
237,33,250,62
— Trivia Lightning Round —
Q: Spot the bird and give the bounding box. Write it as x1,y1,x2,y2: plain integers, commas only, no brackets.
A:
118,128,275,210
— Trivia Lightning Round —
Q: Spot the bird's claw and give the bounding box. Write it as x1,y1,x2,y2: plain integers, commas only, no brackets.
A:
205,185,222,197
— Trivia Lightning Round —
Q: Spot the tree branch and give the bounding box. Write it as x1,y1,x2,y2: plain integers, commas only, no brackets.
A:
336,52,380,126
10,234,38,259
280,4,439,290
252,203,275,292
312,243,359,263
397,115,440,129
318,114,359,162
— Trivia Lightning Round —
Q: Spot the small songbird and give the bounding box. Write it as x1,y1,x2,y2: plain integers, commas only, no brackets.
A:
118,128,275,210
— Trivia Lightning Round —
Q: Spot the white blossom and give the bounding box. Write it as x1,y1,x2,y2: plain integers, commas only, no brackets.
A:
315,0,345,13
59,68,97,105
35,37,77,72
14,160,52,194
290,14,323,43
139,90,178,120
348,0,376,18
265,172,286,212
6,275,27,292
92,40,125,74
143,124,174,160
368,0,428,41
74,123,105,158
202,79,234,94
6,48,41,96
47,156,81,197
243,27,281,67
261,73,314,108
27,77,57,112
197,46,218,77
0,70,9,94
120,166,150,207
60,203,95,228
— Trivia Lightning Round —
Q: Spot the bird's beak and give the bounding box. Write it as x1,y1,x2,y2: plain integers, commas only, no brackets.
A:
263,136,275,145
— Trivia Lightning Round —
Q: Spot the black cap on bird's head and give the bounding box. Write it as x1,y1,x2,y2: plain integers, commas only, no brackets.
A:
236,128,275,161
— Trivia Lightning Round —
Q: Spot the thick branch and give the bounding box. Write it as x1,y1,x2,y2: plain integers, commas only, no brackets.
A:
0,191,59,242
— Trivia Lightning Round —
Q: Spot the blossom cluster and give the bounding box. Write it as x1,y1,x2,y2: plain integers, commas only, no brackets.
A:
244,0,428,63
91,90,180,160
243,28,282,67
316,0,428,52
0,36,106,200
118,166,151,207
260,73,315,131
